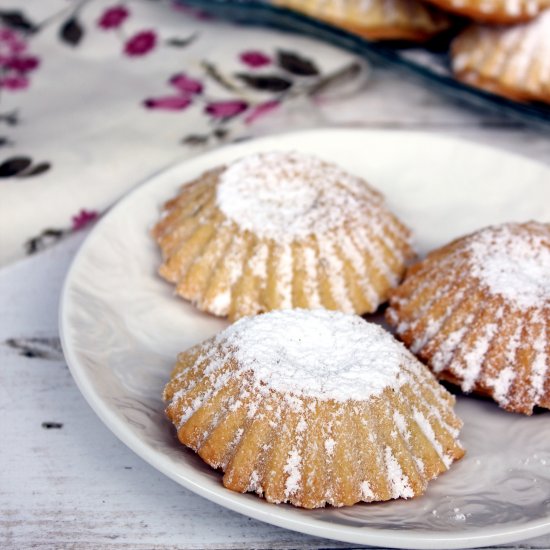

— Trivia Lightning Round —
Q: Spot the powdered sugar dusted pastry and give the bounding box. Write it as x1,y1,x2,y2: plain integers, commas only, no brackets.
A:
452,11,550,103
387,222,550,415
273,0,452,42
153,152,413,321
424,0,545,23
164,309,465,508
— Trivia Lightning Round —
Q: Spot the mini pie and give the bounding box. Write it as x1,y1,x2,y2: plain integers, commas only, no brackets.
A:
273,0,453,42
452,11,550,104
423,0,547,24
386,222,550,415
152,151,413,321
163,309,465,508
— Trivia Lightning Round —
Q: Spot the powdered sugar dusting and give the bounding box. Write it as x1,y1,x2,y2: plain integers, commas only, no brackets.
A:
248,470,262,494
414,456,425,473
325,438,336,457
248,242,268,279
216,151,383,242
360,480,374,500
431,325,469,373
460,319,499,392
156,151,414,320
220,309,419,402
384,447,414,499
387,221,550,414
393,410,411,442
165,308,465,507
413,409,452,468
274,243,293,309
468,223,550,311
489,366,516,405
284,448,302,497
529,312,548,402
300,244,322,308
317,238,354,312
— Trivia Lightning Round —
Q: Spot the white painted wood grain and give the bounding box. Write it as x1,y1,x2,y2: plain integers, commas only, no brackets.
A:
1,118,550,549
0,232,355,550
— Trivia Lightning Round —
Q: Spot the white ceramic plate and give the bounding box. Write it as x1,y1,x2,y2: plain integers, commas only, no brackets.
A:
60,129,550,549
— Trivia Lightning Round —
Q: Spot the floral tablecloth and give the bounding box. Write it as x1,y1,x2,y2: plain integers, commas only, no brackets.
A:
0,0,366,266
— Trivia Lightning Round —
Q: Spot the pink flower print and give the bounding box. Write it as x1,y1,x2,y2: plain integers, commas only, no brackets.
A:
72,209,99,231
244,100,279,125
6,55,39,73
240,51,271,68
143,95,193,110
124,30,156,57
0,75,29,90
0,29,17,43
0,28,26,53
169,73,203,95
0,27,39,91
98,6,130,29
205,100,248,119
0,27,28,64
143,74,202,112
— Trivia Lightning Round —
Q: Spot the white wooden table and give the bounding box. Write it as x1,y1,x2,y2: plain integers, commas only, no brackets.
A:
2,65,550,549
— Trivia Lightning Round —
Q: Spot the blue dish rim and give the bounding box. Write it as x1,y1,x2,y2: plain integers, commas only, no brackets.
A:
178,0,550,132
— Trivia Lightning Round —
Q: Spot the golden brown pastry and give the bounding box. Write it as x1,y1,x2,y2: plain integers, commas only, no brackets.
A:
153,151,413,321
425,0,546,23
273,0,453,41
164,309,465,508
452,11,550,103
387,222,550,415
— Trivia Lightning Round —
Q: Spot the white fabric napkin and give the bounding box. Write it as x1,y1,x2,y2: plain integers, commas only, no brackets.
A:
0,0,365,266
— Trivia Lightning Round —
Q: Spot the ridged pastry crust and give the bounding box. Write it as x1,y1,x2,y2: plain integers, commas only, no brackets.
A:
163,309,464,508
273,0,453,41
152,152,413,321
424,0,547,23
387,222,550,415
452,11,550,104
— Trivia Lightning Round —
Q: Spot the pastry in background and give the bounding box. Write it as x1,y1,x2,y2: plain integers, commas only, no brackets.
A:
451,11,550,103
273,0,453,41
386,222,550,415
164,309,465,508
153,151,413,321
423,0,546,23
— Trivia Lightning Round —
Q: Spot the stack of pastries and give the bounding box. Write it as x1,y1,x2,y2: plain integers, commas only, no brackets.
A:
272,0,550,106
153,151,549,508
272,0,454,41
